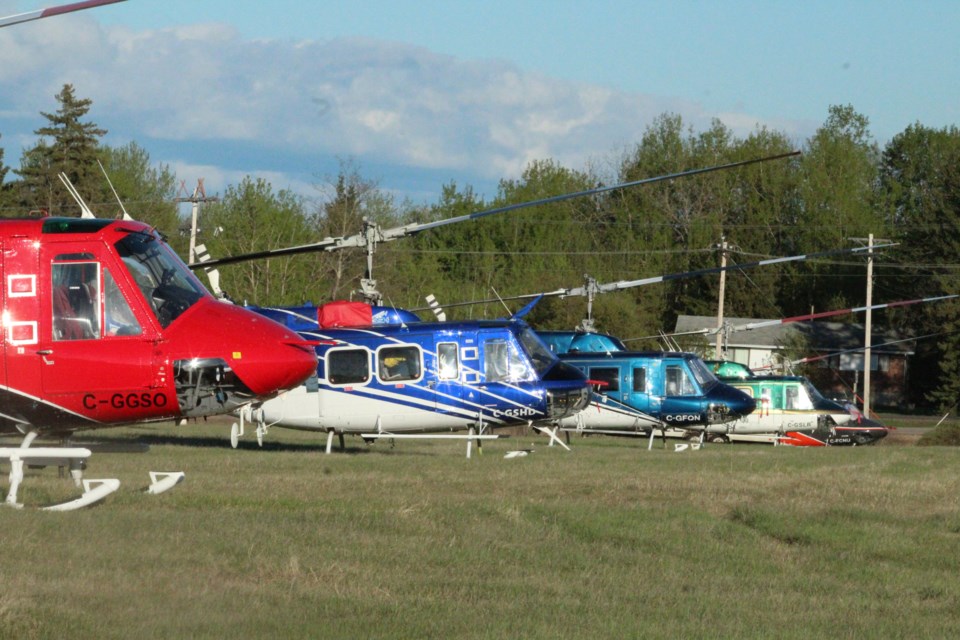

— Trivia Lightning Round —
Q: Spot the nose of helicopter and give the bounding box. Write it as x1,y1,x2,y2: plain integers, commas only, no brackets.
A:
713,383,757,419
168,299,318,398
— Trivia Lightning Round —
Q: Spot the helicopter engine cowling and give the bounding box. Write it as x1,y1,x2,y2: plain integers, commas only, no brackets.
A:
542,360,592,419
163,298,318,417
704,384,756,424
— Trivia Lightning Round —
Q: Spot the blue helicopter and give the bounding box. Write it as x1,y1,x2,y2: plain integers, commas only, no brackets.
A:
232,300,591,454
533,330,755,441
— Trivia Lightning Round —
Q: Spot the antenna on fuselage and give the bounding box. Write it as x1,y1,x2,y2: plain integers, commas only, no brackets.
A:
194,243,227,300
97,159,133,221
491,287,513,318
58,173,95,218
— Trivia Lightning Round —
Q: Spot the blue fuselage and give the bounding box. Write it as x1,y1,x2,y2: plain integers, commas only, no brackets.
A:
248,305,591,434
559,351,756,429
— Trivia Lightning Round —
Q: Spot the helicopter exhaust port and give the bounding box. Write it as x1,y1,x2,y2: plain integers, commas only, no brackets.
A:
546,387,591,420
706,403,731,424
173,357,257,418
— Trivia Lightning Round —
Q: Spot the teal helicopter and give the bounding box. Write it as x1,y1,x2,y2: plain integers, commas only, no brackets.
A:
663,294,958,445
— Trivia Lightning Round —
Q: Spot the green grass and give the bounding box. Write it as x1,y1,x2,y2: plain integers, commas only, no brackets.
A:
2,420,959,639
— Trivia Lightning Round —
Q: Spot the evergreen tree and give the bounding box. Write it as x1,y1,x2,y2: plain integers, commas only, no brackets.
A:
612,115,798,337
17,84,107,216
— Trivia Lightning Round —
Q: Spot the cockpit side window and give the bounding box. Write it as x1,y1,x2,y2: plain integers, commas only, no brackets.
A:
786,384,814,410
665,364,696,397
484,337,533,383
517,328,557,376
103,268,142,337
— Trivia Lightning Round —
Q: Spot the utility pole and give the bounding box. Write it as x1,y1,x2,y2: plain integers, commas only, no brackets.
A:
863,234,873,417
715,237,728,359
175,179,219,264
850,234,890,418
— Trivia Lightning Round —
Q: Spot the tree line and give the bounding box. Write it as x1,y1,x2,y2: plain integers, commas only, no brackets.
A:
2,85,958,410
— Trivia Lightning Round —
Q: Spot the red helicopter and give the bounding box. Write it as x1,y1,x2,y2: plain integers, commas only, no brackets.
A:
0,216,318,508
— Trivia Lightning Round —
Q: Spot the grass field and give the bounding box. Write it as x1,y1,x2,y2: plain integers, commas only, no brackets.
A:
2,417,959,639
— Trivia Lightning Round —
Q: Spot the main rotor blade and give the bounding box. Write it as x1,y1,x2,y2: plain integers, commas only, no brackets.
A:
582,243,897,296
628,293,956,343
191,236,348,268
724,293,958,333
424,243,897,312
754,331,951,370
403,150,801,236
0,0,126,28
191,150,799,270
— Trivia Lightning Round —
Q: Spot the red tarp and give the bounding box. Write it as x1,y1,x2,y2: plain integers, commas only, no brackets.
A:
317,301,373,328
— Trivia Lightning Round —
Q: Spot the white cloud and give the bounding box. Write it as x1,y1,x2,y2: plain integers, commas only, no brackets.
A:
0,18,808,200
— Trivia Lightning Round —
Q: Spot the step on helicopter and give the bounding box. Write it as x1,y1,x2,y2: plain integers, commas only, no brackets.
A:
192,153,800,454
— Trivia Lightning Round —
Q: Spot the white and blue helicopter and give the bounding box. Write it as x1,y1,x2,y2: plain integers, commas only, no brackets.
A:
235,299,591,455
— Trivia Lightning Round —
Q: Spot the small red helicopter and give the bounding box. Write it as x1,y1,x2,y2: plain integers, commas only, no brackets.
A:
0,216,318,508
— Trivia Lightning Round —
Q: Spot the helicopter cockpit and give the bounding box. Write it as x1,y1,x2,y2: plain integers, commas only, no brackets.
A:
114,232,206,328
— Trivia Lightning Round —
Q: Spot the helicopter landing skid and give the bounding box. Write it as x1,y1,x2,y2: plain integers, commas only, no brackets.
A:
532,425,571,451
1,446,185,510
0,446,119,510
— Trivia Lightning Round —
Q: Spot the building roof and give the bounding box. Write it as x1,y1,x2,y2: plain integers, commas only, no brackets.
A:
674,315,915,355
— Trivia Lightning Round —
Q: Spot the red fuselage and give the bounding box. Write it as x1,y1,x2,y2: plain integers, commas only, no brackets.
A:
0,217,316,436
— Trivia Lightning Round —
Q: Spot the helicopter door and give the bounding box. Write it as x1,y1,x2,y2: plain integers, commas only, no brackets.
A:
629,364,659,415
1,237,44,406
757,384,786,430
432,341,465,414
660,362,701,419
39,245,154,397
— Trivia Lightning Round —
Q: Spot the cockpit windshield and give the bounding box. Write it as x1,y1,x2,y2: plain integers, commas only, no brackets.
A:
688,357,719,390
803,379,828,405
517,327,559,376
114,232,207,328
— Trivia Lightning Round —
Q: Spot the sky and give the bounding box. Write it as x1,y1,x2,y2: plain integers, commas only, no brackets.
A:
1,0,958,205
